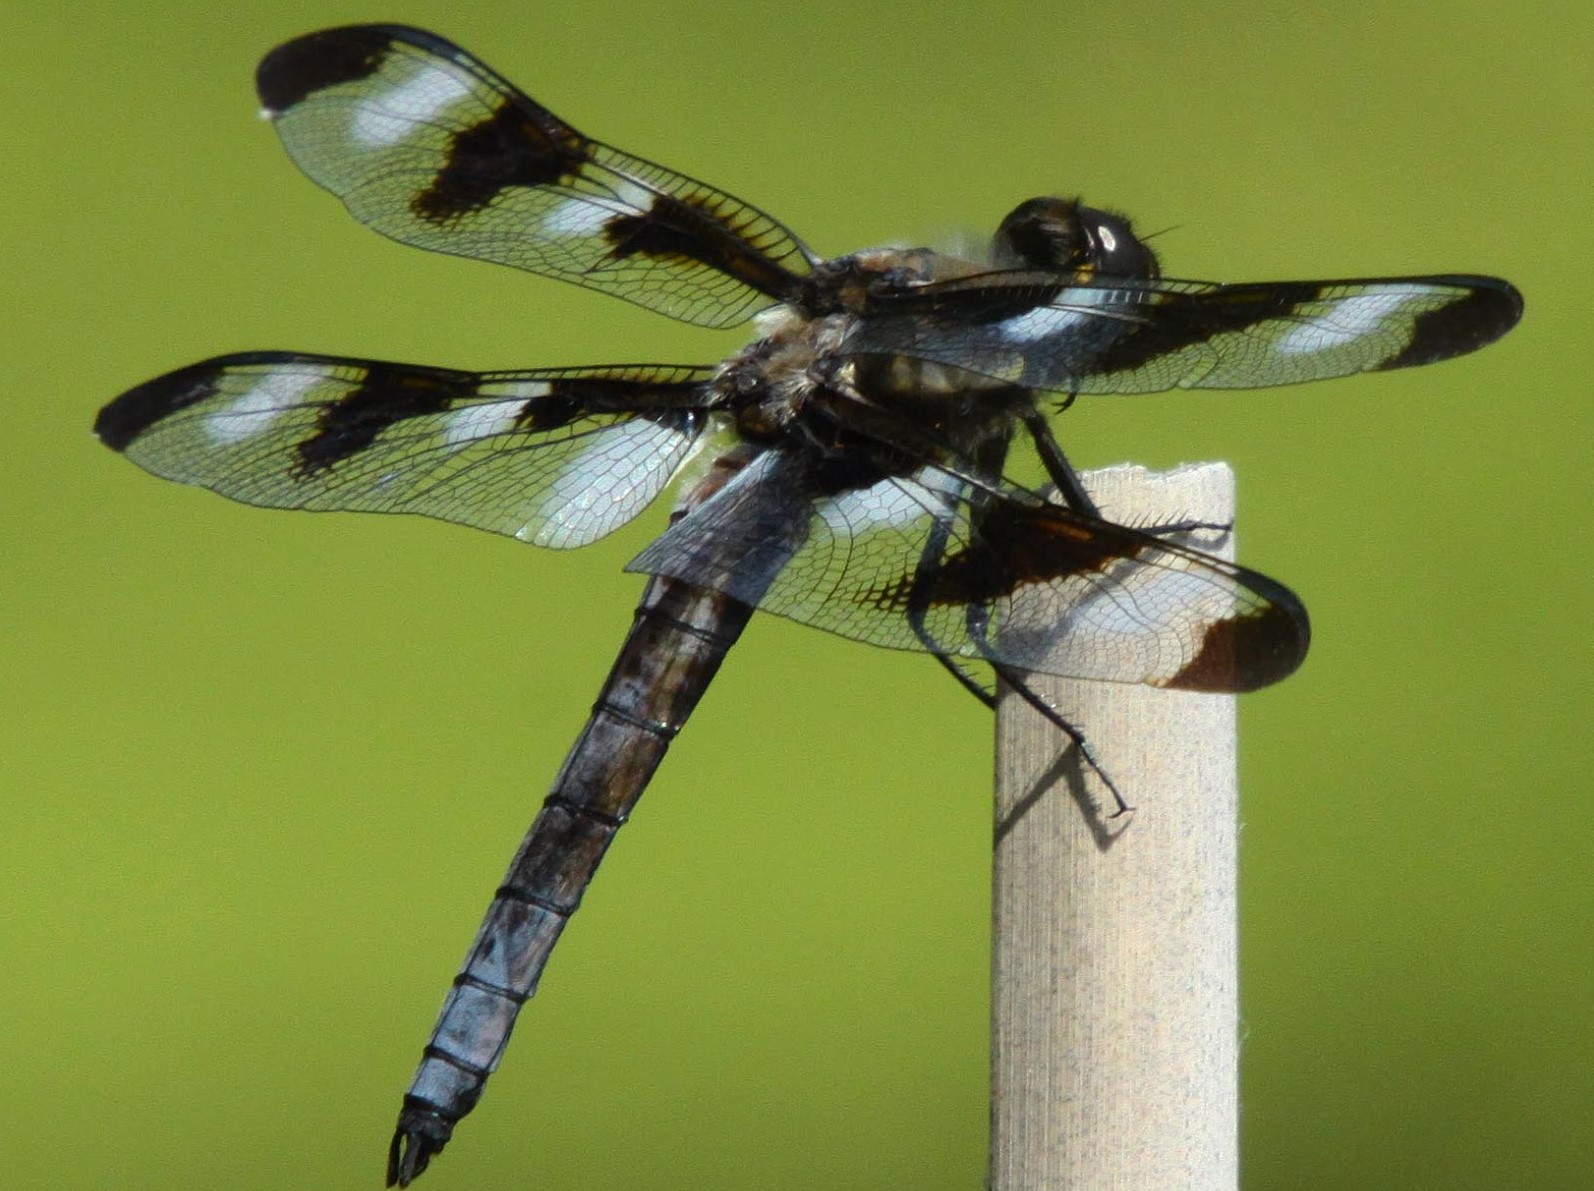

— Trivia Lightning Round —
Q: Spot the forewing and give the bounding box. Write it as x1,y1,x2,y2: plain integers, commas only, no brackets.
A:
255,25,812,328
846,272,1522,393
629,454,1308,692
95,352,717,549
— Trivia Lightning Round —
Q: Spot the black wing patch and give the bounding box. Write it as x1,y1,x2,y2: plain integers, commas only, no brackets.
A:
256,25,814,328
628,449,1308,692
847,272,1522,393
95,352,718,549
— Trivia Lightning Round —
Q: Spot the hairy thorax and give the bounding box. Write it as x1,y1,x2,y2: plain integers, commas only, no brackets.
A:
721,246,1032,465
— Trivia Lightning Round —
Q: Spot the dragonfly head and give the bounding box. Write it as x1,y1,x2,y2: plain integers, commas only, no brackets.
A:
993,197,1162,282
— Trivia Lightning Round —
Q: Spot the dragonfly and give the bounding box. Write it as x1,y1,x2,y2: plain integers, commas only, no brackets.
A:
93,23,1523,1185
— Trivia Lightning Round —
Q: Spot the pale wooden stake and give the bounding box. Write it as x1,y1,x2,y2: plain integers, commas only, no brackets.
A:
991,463,1240,1191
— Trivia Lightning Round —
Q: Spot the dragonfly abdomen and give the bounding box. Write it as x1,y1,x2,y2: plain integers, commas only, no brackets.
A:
387,574,757,1186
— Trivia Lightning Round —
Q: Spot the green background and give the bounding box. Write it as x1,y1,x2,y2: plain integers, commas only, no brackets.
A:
7,1,1589,1188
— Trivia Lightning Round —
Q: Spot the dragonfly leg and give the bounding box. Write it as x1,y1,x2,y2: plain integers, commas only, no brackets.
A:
1022,410,1098,516
993,663,1132,818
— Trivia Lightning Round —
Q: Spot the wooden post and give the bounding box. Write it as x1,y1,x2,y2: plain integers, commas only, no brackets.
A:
991,463,1240,1191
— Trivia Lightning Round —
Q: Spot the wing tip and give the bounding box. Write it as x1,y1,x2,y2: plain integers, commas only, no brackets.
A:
1381,274,1524,371
95,352,308,452
1165,568,1312,693
255,24,407,114
94,361,224,452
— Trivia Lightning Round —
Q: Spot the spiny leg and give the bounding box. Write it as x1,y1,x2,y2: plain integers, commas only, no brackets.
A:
989,661,1131,818
1024,409,1233,540
1022,409,1098,516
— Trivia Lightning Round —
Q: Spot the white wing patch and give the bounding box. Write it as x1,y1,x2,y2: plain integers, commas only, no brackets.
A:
538,180,656,239
204,367,327,445
815,468,959,534
350,64,472,148
996,305,1087,344
441,389,546,447
539,198,614,239
997,554,1232,685
520,419,685,549
993,288,1132,345
1275,285,1430,356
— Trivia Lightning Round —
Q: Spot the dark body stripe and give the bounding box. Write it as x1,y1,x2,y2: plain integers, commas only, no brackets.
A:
387,572,756,1188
